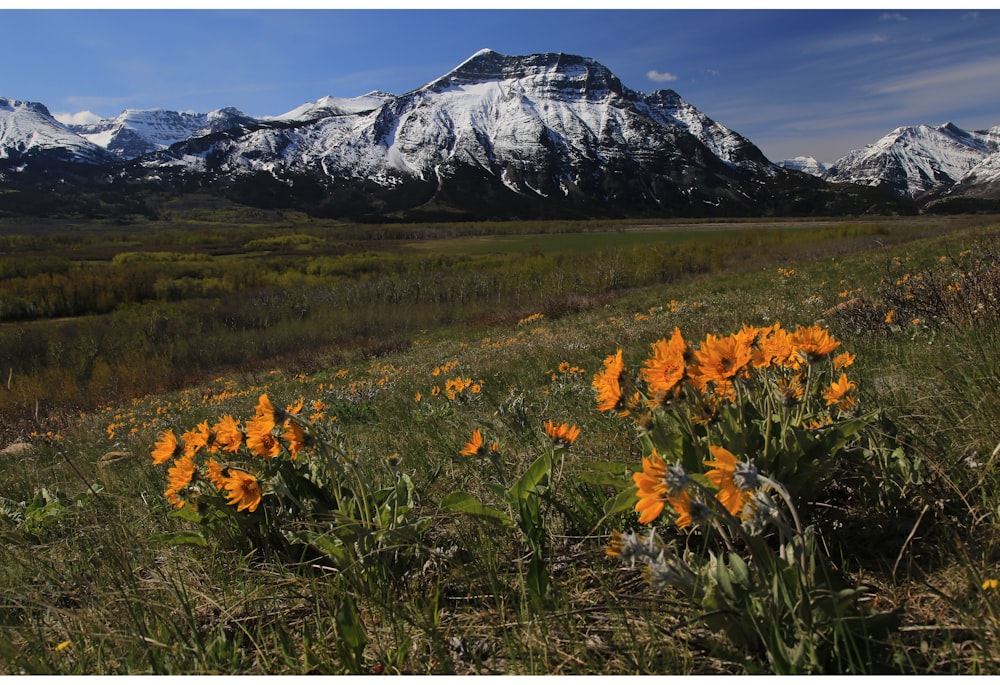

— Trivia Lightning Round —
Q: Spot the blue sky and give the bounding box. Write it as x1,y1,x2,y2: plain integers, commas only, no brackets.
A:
3,7,999,165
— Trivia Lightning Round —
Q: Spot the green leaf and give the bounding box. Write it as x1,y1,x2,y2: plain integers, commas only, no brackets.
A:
292,530,354,567
587,459,636,474
168,506,204,523
578,471,633,489
483,481,509,501
729,552,751,587
508,454,553,503
526,552,551,610
580,460,635,489
714,553,736,602
439,492,513,527
335,594,368,672
603,486,638,517
0,496,25,525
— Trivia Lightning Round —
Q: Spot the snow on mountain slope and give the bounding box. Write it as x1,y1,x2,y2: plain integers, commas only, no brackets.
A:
269,92,394,121
69,107,258,159
824,123,1000,198
171,48,776,209
779,156,827,176
0,97,109,163
941,135,1000,199
640,88,774,175
10,49,915,216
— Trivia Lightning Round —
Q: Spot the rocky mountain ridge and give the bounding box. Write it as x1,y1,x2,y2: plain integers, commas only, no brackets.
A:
3,49,987,219
823,122,1000,200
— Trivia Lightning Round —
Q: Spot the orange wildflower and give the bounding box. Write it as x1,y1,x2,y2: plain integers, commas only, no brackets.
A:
633,450,690,525
460,429,484,457
166,454,197,493
181,421,212,458
223,470,262,513
245,415,281,458
774,375,804,406
753,324,799,370
151,429,181,465
689,394,720,425
736,323,767,352
605,530,627,558
253,393,280,432
633,451,669,524
641,327,687,403
544,420,581,448
593,349,629,414
212,415,244,453
792,324,841,363
460,429,498,457
703,445,753,516
205,457,229,490
693,333,752,387
283,419,308,459
833,351,856,370
823,372,857,411
669,491,711,529
164,489,187,509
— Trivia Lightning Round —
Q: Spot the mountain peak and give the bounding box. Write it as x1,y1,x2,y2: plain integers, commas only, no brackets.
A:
779,156,827,176
3,49,941,218
421,49,624,98
825,120,1000,198
0,97,53,119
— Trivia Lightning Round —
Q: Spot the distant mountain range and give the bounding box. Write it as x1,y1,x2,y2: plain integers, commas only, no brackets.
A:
821,122,1000,204
1,49,996,220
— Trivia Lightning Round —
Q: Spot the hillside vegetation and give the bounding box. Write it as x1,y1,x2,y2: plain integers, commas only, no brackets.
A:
1,213,1000,674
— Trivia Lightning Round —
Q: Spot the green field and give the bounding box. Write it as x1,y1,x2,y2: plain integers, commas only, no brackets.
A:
2,213,1000,673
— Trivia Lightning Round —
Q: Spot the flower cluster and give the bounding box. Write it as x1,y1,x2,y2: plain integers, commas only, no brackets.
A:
592,322,866,534
517,312,545,326
596,321,907,671
415,373,484,404
150,393,310,513
547,361,586,382
594,323,857,426
631,444,774,532
830,241,1000,336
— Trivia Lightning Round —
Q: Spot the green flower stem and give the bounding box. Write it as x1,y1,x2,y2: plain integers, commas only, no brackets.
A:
794,362,814,428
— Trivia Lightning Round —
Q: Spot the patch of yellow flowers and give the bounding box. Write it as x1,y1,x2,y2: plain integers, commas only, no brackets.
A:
592,322,860,534
150,393,307,513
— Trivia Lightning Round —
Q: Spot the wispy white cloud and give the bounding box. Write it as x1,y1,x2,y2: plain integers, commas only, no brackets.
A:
871,56,1000,95
60,94,141,116
962,11,980,20
51,110,103,126
646,69,678,83
880,12,908,22
871,33,888,43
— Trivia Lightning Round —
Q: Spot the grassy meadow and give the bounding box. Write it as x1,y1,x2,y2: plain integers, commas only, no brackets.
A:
2,211,1000,673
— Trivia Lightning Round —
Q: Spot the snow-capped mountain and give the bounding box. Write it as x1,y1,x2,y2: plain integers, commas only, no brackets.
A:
824,123,1000,198
68,107,259,159
0,97,110,164
0,49,917,218
779,156,827,177
938,148,1000,200
269,92,394,122
135,49,789,216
